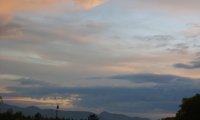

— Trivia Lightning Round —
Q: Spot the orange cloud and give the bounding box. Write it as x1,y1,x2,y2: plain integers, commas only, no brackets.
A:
0,0,65,16
0,0,107,16
74,0,107,9
0,86,13,94
0,0,108,38
0,0,66,38
5,95,81,108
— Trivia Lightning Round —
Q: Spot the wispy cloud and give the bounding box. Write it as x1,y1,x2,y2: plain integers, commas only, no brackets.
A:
0,74,27,81
133,0,200,16
5,95,80,108
0,50,69,66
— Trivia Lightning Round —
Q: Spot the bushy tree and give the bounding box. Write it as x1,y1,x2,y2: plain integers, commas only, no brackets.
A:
34,112,42,120
88,114,99,120
0,111,88,120
161,117,176,120
176,94,200,120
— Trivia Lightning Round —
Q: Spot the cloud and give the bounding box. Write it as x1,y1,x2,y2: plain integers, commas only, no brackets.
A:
174,58,200,69
0,0,64,38
74,0,107,9
136,0,200,16
2,73,200,118
0,23,21,38
0,15,22,38
0,74,27,81
5,85,200,116
0,0,107,38
1,1,200,119
181,23,200,40
0,0,106,16
134,35,174,42
0,0,65,15
17,78,50,86
5,95,81,108
0,74,29,94
0,50,69,66
173,51,200,70
108,73,198,84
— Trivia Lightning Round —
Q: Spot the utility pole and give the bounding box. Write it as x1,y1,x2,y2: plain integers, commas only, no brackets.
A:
56,104,59,119
0,96,3,104
0,96,3,113
55,97,59,120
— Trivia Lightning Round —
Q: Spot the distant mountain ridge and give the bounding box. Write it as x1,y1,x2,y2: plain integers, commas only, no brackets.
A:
0,103,149,120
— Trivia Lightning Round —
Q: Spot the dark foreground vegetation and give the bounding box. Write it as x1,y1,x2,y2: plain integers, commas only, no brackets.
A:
162,94,200,120
0,110,98,120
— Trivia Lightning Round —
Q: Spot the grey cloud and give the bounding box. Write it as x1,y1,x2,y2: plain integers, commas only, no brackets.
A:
167,43,189,54
134,35,174,41
174,57,200,69
5,85,200,113
134,0,200,16
174,63,195,69
108,73,199,85
17,78,51,86
0,22,21,38
133,35,175,49
3,73,200,114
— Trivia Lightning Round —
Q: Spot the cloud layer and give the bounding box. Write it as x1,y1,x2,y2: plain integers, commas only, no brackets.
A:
1,0,200,119
1,73,200,118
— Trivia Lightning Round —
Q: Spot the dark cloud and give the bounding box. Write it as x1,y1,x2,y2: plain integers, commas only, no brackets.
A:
3,73,200,114
17,78,51,86
174,63,195,69
108,73,199,85
5,85,200,113
174,57,200,69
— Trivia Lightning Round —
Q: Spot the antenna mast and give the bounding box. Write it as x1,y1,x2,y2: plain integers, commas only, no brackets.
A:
0,96,3,113
55,97,59,119
0,96,3,104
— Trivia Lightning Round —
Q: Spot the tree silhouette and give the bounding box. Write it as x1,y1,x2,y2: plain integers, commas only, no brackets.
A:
0,110,83,120
176,94,200,120
88,114,99,120
34,112,42,120
161,117,176,120
15,112,24,120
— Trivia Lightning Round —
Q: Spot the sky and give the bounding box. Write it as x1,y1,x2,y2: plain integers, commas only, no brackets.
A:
1,0,200,119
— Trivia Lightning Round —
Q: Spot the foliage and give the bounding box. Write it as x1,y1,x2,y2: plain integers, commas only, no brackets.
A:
0,109,91,120
162,94,200,120
176,94,200,120
161,117,176,120
88,114,99,120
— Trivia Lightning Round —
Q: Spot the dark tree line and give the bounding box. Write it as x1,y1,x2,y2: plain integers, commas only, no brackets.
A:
162,94,200,120
0,109,99,120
